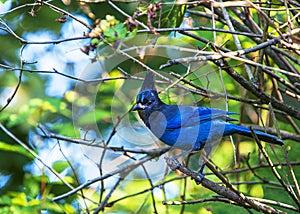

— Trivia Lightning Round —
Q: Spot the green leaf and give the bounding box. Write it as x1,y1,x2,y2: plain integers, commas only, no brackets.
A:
9,192,27,206
24,174,41,198
0,141,33,159
127,28,138,39
0,195,12,205
52,161,69,173
0,0,10,3
52,122,78,137
78,109,111,125
62,203,76,214
161,3,186,28
103,27,116,39
0,111,10,123
53,175,74,185
27,199,41,207
249,184,264,198
115,24,127,38
91,38,100,46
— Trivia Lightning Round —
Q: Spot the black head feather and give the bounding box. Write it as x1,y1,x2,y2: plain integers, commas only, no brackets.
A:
140,72,156,93
132,72,163,112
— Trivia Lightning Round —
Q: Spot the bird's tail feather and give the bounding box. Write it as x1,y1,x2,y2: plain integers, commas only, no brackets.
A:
229,124,283,145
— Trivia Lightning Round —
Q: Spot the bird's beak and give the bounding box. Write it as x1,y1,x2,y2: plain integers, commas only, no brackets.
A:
132,103,144,111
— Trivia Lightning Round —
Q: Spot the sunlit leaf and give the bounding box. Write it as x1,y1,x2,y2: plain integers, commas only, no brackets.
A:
0,141,33,159
63,203,76,214
52,161,69,173
53,175,74,184
52,122,78,137
10,192,27,206
27,199,40,207
78,109,111,125
249,184,264,198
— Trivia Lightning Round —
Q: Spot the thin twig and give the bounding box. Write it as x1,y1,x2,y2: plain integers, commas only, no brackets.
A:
251,129,300,207
52,147,169,201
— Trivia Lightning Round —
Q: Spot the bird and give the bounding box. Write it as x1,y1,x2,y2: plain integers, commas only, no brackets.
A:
132,72,283,153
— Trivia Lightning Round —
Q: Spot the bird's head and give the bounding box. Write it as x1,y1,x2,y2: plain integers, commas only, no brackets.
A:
132,90,160,111
132,72,163,112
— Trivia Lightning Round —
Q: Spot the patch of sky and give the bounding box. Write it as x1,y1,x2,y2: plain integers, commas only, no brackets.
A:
0,172,11,189
21,15,92,97
0,0,12,17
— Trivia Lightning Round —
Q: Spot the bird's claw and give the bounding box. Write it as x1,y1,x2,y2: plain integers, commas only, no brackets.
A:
192,164,205,185
165,157,181,171
195,172,204,185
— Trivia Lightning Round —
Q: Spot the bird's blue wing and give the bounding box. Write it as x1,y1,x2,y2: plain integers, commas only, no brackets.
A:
196,106,237,122
162,105,237,129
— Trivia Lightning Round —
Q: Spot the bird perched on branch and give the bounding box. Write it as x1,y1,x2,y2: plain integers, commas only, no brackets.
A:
132,72,283,153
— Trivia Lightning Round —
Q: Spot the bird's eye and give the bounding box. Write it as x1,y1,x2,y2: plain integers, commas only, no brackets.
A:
141,98,148,105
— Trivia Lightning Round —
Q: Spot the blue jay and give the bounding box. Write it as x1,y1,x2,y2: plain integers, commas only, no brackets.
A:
132,72,283,153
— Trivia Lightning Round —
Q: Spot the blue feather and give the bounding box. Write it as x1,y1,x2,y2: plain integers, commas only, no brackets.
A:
132,73,283,151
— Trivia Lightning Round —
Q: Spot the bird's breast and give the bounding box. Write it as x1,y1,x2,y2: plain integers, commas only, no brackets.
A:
147,110,168,138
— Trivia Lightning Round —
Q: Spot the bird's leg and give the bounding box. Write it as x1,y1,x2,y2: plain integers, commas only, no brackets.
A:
172,148,193,160
198,164,205,175
195,150,210,184
173,149,206,184
195,164,205,185
165,156,181,171
166,149,193,169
